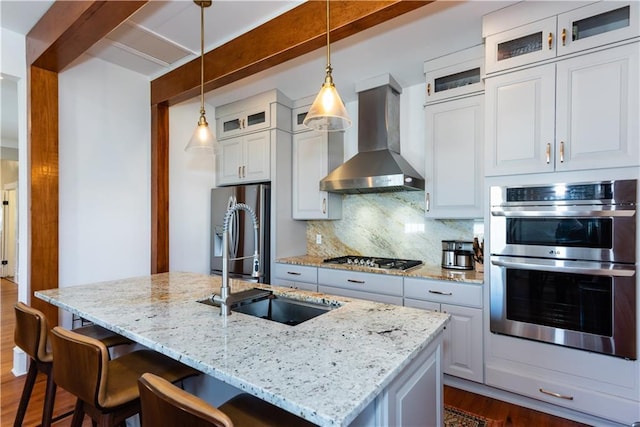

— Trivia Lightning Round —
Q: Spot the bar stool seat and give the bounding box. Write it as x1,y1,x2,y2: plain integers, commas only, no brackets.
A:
138,372,315,427
13,302,132,427
51,326,200,427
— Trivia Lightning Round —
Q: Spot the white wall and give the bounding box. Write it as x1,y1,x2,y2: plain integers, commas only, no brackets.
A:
168,100,216,273
58,56,151,325
1,28,29,303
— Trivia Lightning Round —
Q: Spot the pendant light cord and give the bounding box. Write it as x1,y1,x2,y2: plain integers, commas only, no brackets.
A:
326,0,331,72
200,2,205,115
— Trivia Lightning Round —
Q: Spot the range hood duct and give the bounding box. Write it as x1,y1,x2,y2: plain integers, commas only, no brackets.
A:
319,75,425,194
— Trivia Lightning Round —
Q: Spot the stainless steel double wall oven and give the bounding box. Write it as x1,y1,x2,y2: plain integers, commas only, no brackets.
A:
490,179,637,359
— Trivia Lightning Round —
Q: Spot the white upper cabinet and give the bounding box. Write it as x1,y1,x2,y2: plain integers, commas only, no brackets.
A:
557,2,639,56
291,103,343,220
485,64,556,175
484,1,639,75
486,42,639,175
216,130,270,186
484,1,639,176
216,105,270,139
214,90,292,186
425,95,484,217
486,16,558,74
555,43,639,171
424,45,484,104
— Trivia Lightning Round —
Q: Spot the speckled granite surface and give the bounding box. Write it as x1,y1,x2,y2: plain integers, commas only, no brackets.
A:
306,192,482,266
36,272,449,427
277,255,484,284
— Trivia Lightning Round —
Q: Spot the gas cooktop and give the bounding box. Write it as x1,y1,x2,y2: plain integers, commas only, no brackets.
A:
323,256,423,271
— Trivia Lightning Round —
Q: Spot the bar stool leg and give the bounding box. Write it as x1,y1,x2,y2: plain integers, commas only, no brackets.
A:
41,364,56,427
13,361,39,427
71,399,85,427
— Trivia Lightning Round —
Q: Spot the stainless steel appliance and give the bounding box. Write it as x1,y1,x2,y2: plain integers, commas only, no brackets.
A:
319,75,424,194
490,179,637,359
211,184,270,283
323,256,423,271
441,240,474,270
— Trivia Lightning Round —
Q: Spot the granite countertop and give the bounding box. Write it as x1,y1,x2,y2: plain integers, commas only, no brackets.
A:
277,255,484,284
35,272,449,427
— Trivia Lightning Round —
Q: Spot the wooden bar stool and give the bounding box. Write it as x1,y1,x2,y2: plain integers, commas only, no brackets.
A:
13,302,132,427
138,372,316,427
50,326,200,427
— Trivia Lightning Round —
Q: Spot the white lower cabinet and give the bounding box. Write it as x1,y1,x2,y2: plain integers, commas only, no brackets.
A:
486,334,640,425
317,268,404,305
404,278,483,383
272,263,317,292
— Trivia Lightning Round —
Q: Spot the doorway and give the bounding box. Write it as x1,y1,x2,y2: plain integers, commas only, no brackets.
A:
1,182,18,280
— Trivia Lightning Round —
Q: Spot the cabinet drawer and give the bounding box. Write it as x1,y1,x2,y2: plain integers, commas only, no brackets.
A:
486,365,640,424
318,268,403,297
318,285,403,306
271,278,317,292
274,263,317,284
404,278,482,308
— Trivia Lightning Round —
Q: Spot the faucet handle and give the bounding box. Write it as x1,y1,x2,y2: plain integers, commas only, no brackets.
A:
252,257,260,278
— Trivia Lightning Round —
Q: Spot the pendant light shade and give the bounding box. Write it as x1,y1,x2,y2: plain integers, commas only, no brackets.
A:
185,0,218,152
303,0,352,132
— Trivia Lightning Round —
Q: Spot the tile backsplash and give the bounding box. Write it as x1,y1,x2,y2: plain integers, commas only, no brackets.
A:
307,192,481,265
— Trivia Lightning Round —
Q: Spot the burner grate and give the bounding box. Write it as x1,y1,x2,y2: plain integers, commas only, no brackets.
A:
323,256,423,271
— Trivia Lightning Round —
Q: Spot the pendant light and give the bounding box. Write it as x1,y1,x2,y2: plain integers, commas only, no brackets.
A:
303,0,352,132
185,0,217,152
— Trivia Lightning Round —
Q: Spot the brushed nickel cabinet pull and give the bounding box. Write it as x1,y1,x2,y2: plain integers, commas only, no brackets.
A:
287,271,302,276
561,28,566,46
539,388,574,400
559,141,565,163
322,198,327,214
242,165,246,178
428,290,453,296
238,166,242,178
548,32,553,49
425,192,430,212
427,83,431,96
347,279,365,284
545,143,551,164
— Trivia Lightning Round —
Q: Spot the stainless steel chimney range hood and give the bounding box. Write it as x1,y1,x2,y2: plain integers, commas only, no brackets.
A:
319,74,425,194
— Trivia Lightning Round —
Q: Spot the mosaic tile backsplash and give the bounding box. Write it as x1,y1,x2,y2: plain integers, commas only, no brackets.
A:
307,192,480,265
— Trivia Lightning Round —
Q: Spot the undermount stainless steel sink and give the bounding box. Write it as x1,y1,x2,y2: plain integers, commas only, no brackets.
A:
198,289,336,326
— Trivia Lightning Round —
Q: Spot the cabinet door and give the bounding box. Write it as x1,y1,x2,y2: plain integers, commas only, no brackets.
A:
217,105,270,139
243,131,270,183
424,54,484,103
440,304,483,383
555,43,639,171
485,63,556,176
217,137,243,186
293,132,330,219
557,2,638,56
425,95,483,218
485,16,557,74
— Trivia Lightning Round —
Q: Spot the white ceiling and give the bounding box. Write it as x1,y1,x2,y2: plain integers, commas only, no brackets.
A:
0,0,515,147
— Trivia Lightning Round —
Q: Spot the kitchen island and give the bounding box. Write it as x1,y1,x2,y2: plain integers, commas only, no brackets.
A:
35,272,449,427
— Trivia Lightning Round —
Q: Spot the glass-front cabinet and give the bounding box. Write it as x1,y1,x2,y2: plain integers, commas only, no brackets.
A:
485,17,557,74
485,1,638,74
557,2,637,55
424,45,484,104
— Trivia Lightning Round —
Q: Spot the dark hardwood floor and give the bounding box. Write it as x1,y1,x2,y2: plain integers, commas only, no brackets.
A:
1,278,589,426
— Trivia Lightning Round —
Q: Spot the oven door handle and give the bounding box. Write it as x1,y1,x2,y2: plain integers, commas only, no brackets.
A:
491,208,635,217
491,257,635,277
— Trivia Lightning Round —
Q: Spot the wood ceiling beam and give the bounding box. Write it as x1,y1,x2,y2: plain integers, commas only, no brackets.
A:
27,1,148,72
151,1,431,106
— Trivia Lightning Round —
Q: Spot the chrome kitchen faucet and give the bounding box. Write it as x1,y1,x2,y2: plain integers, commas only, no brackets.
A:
212,198,261,316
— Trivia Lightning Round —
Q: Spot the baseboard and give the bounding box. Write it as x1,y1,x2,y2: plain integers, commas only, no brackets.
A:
444,375,628,427
12,346,28,376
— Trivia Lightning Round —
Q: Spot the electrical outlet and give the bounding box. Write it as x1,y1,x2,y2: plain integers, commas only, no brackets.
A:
316,234,322,244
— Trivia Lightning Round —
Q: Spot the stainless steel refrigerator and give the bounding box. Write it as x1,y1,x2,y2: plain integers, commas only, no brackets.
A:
210,183,270,283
